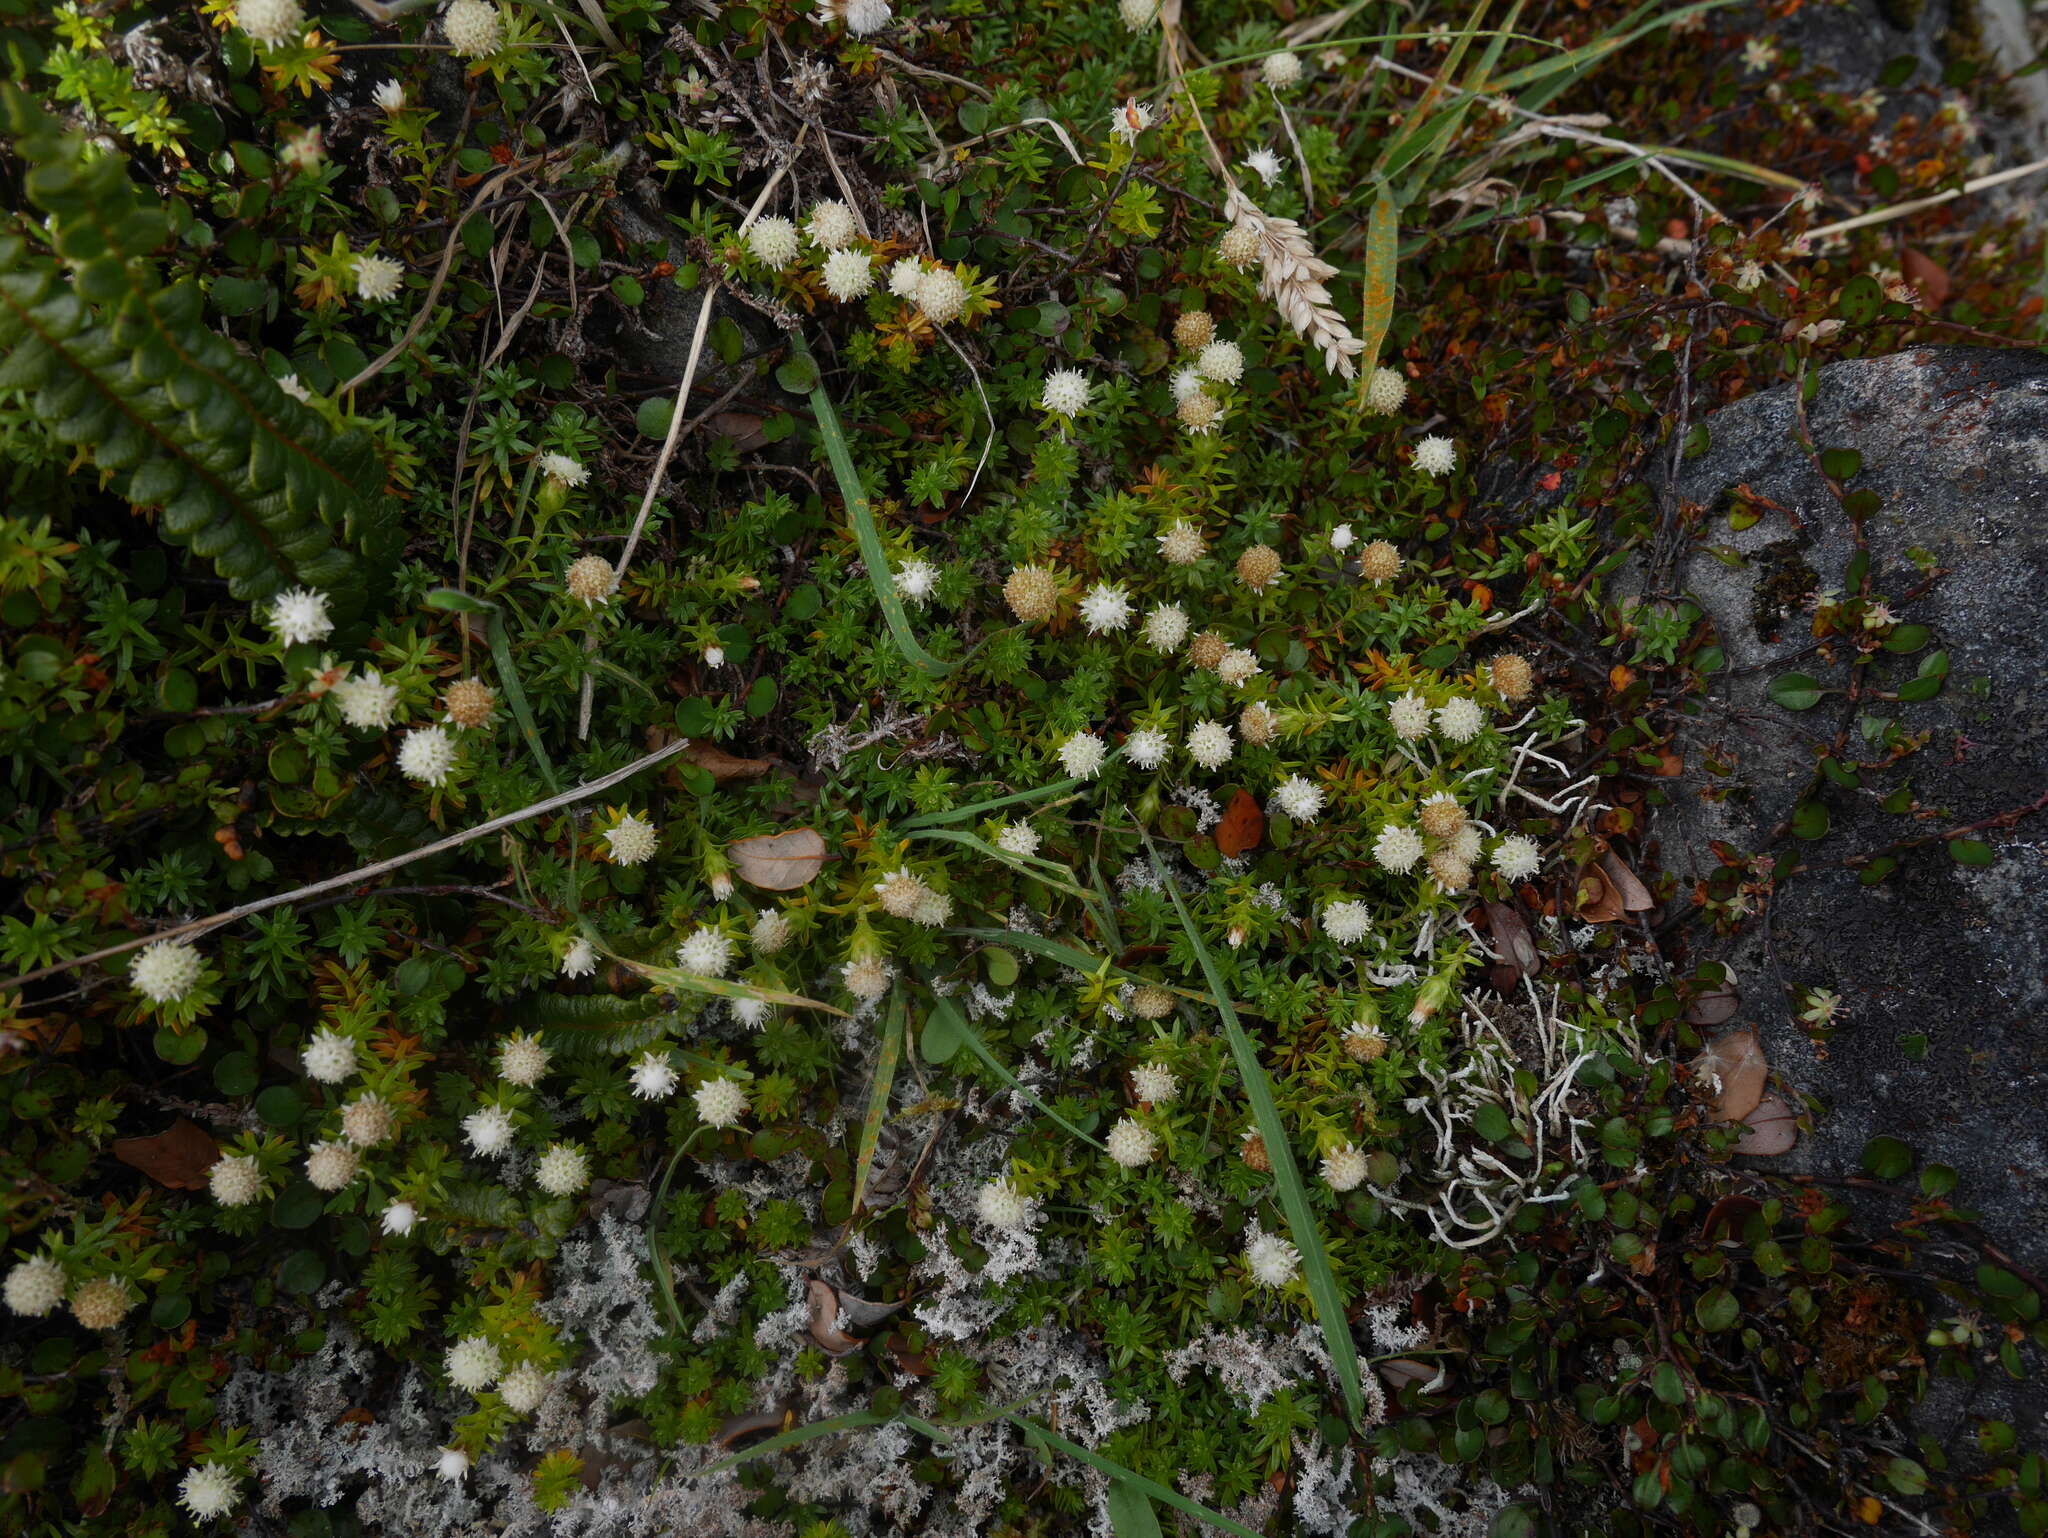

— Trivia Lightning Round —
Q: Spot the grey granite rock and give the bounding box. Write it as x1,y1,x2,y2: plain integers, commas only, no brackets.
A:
1649,347,2048,1275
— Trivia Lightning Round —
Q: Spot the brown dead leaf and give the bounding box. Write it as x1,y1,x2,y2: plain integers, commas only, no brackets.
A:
1215,789,1265,857
730,828,827,890
1694,1027,1768,1124
1598,850,1654,912
1700,1193,1763,1242
711,412,769,451
1377,1357,1449,1394
806,1278,864,1357
713,1409,790,1449
1573,864,1625,923
681,742,774,783
1902,247,1950,308
113,1118,218,1190
1733,1093,1799,1156
1684,985,1741,1027
1481,899,1539,981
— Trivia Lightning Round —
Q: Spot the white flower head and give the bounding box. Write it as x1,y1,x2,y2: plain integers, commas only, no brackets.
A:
1110,98,1154,144
1388,691,1432,741
1124,728,1169,770
444,1334,502,1393
540,452,588,487
442,0,505,59
995,822,1042,857
436,1447,471,1482
694,1076,748,1129
605,812,659,866
1413,434,1458,477
1197,339,1244,383
805,200,858,250
1243,147,1285,186
5,1257,67,1317
463,1105,516,1157
822,249,873,302
496,1031,550,1087
1435,696,1485,743
1119,0,1158,31
236,0,304,49
332,668,399,729
396,726,458,786
354,253,403,303
209,1155,266,1208
1364,366,1408,414
677,925,735,978
302,1026,358,1084
1105,1115,1158,1168
1080,582,1134,634
888,257,925,299
1040,368,1092,418
1130,1063,1179,1104
1374,824,1426,873
974,1177,1036,1232
131,939,203,1004
1273,775,1324,823
751,909,793,955
916,266,967,324
1322,899,1372,945
1171,365,1206,404
178,1462,243,1521
1186,720,1233,770
631,1051,679,1100
826,0,893,36
748,216,800,269
372,79,406,113
1321,1144,1369,1192
534,1142,589,1197
266,587,333,647
1330,523,1356,551
1216,648,1262,687
1245,1228,1301,1285
1260,50,1303,88
1142,602,1190,652
1157,519,1206,564
1493,834,1542,882
381,1200,418,1236
560,937,598,979
1058,731,1108,780
305,1139,359,1192
894,558,938,606
500,1361,552,1412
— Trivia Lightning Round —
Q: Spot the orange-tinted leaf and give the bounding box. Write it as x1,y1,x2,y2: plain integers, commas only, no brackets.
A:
1609,663,1636,692
1902,247,1950,308
806,1279,864,1356
1573,864,1625,922
730,828,827,890
1215,790,1265,857
113,1118,217,1190
1733,1093,1799,1156
1695,1027,1768,1124
682,742,775,783
1598,850,1655,912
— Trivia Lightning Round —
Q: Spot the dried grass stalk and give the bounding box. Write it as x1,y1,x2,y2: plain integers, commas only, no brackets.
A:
1222,189,1366,379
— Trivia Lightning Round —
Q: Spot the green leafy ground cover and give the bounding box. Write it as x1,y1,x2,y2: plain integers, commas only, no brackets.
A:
1,1,2044,1535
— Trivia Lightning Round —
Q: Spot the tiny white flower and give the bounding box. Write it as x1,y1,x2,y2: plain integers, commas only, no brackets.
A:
396,726,458,786
277,372,312,402
1079,582,1134,634
381,1200,418,1236
372,79,406,113
822,249,873,302
1364,366,1408,414
131,939,203,1004
751,909,793,955
748,216,801,270
1374,824,1425,873
605,813,658,866
266,587,333,647
209,1154,266,1208
1321,1144,1369,1192
1123,728,1169,770
1329,523,1355,551
1734,260,1765,292
1157,519,1206,565
1243,147,1285,186
975,1177,1035,1232
442,0,505,59
1119,0,1158,31
301,1026,358,1084
560,937,598,979
534,1142,589,1197
1245,1229,1301,1285
235,0,304,49
694,1076,748,1129
1322,899,1372,945
540,452,588,486
894,558,938,606
1040,368,1092,418
353,253,404,303
304,1139,359,1192
1413,435,1458,477
1492,834,1542,882
995,822,1042,857
177,1461,243,1521
1105,1116,1157,1168
496,1030,550,1087
500,1362,552,1413
1260,50,1303,88
704,645,726,667
444,1334,502,1393
3,1257,66,1318
1058,731,1108,780
677,925,735,978
1186,720,1233,770
1197,339,1244,383
1435,696,1486,743
1130,1063,1179,1104
805,199,858,251
1388,691,1432,741
631,1051,679,1100
332,668,400,729
462,1105,516,1157
1272,775,1324,823
1142,602,1190,652
436,1447,471,1482
1110,98,1154,144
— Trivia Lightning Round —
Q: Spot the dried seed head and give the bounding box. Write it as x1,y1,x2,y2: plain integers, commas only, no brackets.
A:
1239,700,1277,744
1172,309,1215,350
565,555,618,606
1357,539,1402,582
1188,631,1228,671
1177,390,1224,434
443,678,497,728
1240,1131,1272,1172
1342,1023,1388,1062
1130,984,1177,1019
1427,849,1473,891
1419,794,1466,839
1235,544,1282,592
1003,565,1061,623
1217,222,1259,268
1490,653,1536,701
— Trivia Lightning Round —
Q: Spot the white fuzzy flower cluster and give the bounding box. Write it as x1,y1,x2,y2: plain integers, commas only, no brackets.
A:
1058,731,1107,780
1245,1228,1301,1285
817,0,892,36
1130,1063,1179,1104
1321,1143,1369,1192
1039,368,1092,418
893,558,938,605
1157,520,1206,565
676,925,735,977
1436,696,1486,743
1413,434,1458,476
332,668,399,729
1272,774,1324,823
630,1051,679,1099
131,938,202,1003
751,909,793,954
209,1153,267,1207
1387,691,1433,742
266,587,332,647
3,1256,66,1317
1321,899,1372,945
995,822,1041,857
177,1462,243,1520
560,937,598,978
1124,727,1169,770
444,1334,502,1392
604,813,659,866
875,870,952,927
1493,834,1542,881
496,1030,551,1086
806,200,858,250
1374,824,1426,873
463,1105,515,1156
541,452,588,487
1186,720,1233,770
235,0,304,48
1079,582,1133,634
974,1177,1035,1231
354,253,403,302
1119,0,1157,30
1105,1115,1157,1167
1143,602,1189,651
442,0,505,59
305,1139,359,1192
748,216,800,269
302,1026,358,1084
500,1361,552,1412
693,1076,748,1129
534,1142,590,1197
396,726,458,786
822,249,873,302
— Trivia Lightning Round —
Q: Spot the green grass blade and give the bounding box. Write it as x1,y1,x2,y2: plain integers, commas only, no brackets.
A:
1105,1477,1164,1538
1355,181,1398,390
897,776,1090,830
601,947,849,1018
1375,0,1489,180
484,610,559,793
1492,0,1737,91
923,990,1107,1151
1140,829,1366,1429
1008,1416,1265,1538
852,993,906,1212
792,335,953,679
694,1411,896,1476
907,827,1097,903
645,1127,704,1337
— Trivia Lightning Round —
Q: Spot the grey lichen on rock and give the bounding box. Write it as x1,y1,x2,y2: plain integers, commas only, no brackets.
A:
1650,347,2048,1279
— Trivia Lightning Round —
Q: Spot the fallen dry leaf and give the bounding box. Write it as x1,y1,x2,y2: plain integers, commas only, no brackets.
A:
1694,1026,1768,1124
1376,1357,1449,1393
113,1118,218,1190
681,742,775,783
806,1278,864,1357
1573,863,1625,923
1481,899,1539,981
730,828,827,890
1700,1193,1763,1242
713,1409,789,1449
1733,1093,1799,1156
1598,849,1654,912
1215,789,1265,857
1684,985,1741,1027
1902,247,1950,308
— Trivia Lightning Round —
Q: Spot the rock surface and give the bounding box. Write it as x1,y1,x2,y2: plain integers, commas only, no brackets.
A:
1649,347,2048,1278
